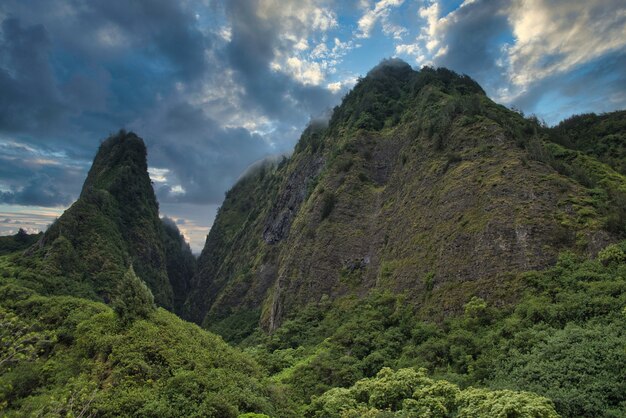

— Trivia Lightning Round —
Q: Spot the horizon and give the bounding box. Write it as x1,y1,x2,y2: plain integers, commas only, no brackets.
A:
1,0,625,252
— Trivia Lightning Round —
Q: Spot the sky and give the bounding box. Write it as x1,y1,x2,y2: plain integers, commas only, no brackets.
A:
0,0,625,253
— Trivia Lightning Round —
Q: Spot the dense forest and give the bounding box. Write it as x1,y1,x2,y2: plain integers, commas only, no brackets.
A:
1,61,625,417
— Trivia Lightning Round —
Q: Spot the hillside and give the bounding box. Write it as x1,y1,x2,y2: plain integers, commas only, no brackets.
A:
162,217,197,316
12,131,183,309
186,61,623,334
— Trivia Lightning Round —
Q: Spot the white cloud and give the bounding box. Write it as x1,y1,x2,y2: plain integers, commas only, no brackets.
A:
286,57,324,85
506,0,626,88
250,1,340,85
357,0,405,39
148,167,170,183
327,81,342,93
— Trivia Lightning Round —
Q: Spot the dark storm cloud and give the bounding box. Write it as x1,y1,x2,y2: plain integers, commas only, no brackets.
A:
0,18,65,133
0,0,339,209
0,175,73,207
0,141,86,206
224,0,336,123
137,100,274,204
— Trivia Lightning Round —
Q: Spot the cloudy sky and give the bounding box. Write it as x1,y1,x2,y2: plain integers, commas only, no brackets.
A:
1,0,625,252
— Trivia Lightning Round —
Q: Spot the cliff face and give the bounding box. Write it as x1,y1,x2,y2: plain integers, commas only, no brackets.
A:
33,131,175,308
187,61,624,332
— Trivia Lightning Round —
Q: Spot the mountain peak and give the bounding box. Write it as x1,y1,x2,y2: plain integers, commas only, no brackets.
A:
81,130,148,196
31,131,176,308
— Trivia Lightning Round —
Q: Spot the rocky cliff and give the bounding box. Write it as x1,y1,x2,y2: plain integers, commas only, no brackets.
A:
186,61,624,333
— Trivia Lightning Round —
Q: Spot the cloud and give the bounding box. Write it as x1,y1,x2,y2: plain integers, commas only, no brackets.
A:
505,0,626,89
357,0,405,39
133,100,274,205
0,17,66,134
391,0,626,111
0,175,73,206
428,0,511,92
0,0,343,213
510,50,626,125
0,139,88,206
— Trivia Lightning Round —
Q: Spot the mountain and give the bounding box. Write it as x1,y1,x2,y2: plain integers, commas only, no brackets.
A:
21,131,175,308
186,60,623,333
179,61,626,417
0,132,295,417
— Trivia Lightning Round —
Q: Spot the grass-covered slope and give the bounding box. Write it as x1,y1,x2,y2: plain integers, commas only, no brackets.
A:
187,61,624,333
0,266,293,417
18,131,175,309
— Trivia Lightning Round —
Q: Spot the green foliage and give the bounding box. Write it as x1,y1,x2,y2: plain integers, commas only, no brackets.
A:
112,266,156,324
246,242,626,417
307,367,559,418
550,110,626,175
597,242,626,265
0,280,294,417
0,229,41,256
161,217,197,315
22,131,176,309
0,308,55,378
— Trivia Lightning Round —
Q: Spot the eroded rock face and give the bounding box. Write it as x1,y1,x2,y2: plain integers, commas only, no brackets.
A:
263,156,325,244
186,65,622,333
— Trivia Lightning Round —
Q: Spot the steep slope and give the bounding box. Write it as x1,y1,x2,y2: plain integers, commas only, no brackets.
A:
188,61,624,332
22,131,175,308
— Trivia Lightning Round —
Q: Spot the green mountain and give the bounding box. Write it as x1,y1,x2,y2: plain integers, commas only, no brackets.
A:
186,61,623,333
178,62,626,417
17,131,178,308
0,132,293,417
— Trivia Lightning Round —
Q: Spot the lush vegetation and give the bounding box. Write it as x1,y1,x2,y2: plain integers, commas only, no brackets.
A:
0,270,294,417
29,131,175,309
162,217,197,316
549,111,626,175
242,242,626,417
308,367,559,418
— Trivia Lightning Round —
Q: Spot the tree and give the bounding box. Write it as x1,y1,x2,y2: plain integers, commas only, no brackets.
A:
112,266,155,323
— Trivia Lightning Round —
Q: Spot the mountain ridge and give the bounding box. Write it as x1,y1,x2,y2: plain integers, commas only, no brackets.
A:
185,62,624,333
